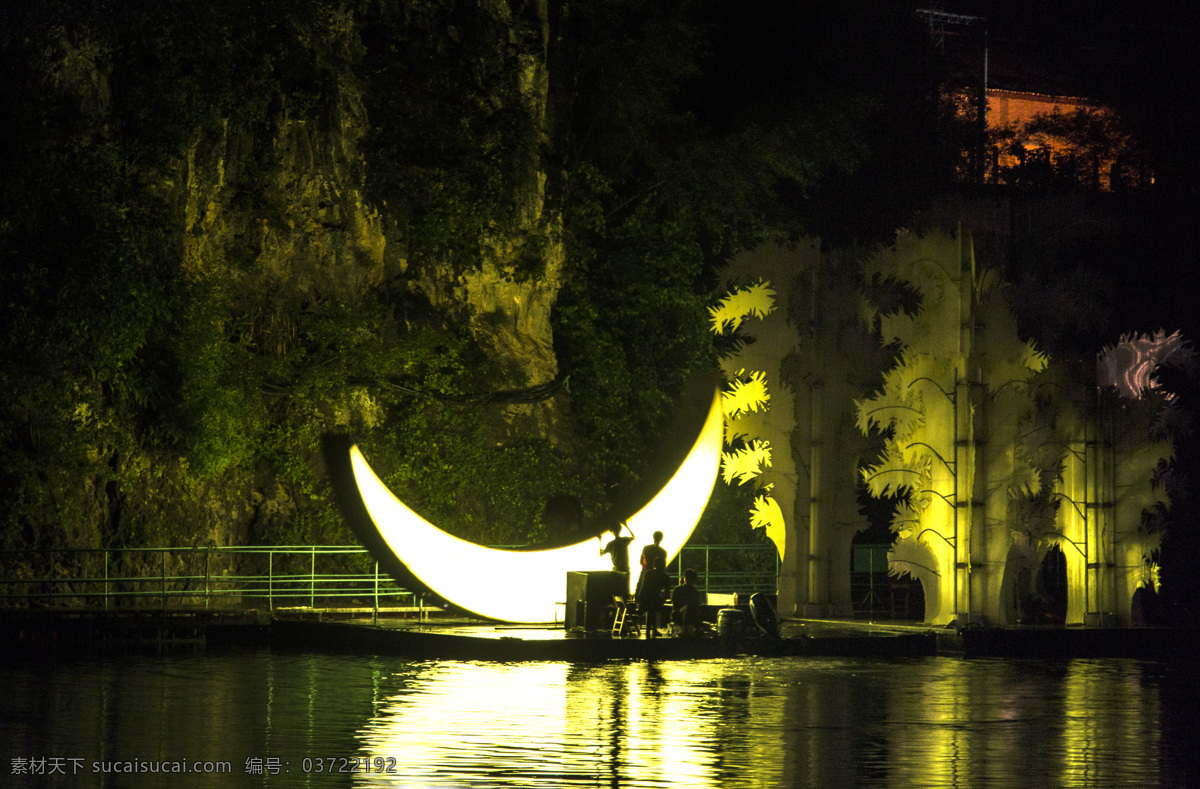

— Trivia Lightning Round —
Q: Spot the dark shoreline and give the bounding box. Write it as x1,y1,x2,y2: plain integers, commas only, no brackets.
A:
4,610,1199,662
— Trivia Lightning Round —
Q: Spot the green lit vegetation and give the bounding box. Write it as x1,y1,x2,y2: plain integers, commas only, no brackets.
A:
0,0,887,553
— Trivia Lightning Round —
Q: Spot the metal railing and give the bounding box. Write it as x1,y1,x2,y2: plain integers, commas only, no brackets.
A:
0,546,418,613
0,543,781,613
675,544,779,595
849,543,923,619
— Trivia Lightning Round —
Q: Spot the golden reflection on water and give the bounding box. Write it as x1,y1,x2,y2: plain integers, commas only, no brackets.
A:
359,661,791,787
1061,659,1161,787
356,657,1171,789
880,659,1165,789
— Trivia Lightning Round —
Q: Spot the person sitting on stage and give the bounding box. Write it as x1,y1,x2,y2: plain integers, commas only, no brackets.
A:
634,530,667,606
671,568,704,636
635,555,671,639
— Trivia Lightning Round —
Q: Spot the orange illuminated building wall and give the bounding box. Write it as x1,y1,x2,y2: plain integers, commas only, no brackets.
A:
988,89,1093,130
981,88,1149,191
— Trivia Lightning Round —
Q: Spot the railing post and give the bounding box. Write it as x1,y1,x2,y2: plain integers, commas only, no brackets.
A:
205,549,210,611
161,550,167,613
104,551,109,611
268,551,274,612
311,545,316,608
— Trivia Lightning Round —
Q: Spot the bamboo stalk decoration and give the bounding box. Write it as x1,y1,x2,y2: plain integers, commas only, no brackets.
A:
857,229,1047,625
711,240,886,616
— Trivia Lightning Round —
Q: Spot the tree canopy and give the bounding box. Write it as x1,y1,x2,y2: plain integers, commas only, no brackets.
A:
0,0,909,554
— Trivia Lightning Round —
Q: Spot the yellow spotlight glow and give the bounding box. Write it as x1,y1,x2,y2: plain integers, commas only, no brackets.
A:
349,388,725,622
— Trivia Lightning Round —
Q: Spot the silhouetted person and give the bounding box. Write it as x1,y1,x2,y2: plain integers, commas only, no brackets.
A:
601,521,634,596
634,530,667,607
671,568,703,636
635,555,671,638
640,530,667,570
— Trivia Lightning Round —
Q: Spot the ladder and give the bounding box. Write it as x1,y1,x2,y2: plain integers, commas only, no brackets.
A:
610,596,639,638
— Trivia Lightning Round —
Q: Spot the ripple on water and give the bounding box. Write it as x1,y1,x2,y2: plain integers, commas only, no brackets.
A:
2,651,1192,788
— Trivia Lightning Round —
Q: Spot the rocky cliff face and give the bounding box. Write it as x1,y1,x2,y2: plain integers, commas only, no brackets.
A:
183,2,570,542
182,4,562,386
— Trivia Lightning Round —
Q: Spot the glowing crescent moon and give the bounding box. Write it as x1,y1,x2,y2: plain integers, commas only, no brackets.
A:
347,387,724,623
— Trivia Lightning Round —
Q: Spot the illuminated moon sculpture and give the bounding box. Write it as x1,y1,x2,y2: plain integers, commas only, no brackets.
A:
345,387,724,623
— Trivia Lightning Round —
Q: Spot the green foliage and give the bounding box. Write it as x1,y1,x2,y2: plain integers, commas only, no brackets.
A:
721,441,773,487
0,0,885,560
0,10,201,550
357,0,540,276
551,0,877,511
368,406,596,546
0,0,556,551
708,282,776,335
721,371,772,423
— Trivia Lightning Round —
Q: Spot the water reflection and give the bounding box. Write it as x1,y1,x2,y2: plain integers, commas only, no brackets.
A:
356,657,1185,788
357,661,795,788
3,650,1194,788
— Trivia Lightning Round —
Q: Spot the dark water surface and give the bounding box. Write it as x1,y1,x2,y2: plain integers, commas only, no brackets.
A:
3,647,1198,787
